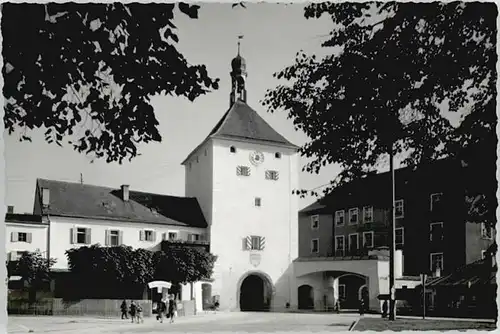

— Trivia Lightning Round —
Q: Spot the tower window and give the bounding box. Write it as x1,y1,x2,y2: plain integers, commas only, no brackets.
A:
275,152,282,159
255,197,261,207
237,166,251,176
265,170,279,181
230,146,237,153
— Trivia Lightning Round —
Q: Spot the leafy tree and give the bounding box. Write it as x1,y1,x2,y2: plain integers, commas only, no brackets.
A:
263,2,496,223
3,3,219,163
66,245,155,298
65,244,216,299
153,244,217,284
7,251,57,301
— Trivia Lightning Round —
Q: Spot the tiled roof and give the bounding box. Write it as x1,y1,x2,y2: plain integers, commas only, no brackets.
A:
35,179,207,228
299,201,327,214
302,158,459,212
182,100,298,164
426,257,497,287
5,213,45,225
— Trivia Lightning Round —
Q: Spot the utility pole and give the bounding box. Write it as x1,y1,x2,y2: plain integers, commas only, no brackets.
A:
80,173,83,184
389,146,396,321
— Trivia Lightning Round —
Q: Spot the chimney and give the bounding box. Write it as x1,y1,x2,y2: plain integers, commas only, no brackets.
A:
7,206,14,214
42,188,50,208
121,185,130,202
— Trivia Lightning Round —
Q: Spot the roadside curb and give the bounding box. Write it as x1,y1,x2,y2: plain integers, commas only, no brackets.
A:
349,319,360,331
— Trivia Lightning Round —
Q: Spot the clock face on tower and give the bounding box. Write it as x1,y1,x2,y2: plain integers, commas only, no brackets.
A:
249,151,264,166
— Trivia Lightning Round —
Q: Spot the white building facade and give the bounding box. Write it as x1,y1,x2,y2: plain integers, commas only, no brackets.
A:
5,213,48,262
182,51,300,311
46,216,206,271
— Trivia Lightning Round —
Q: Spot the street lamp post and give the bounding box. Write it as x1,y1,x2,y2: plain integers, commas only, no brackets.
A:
389,147,396,321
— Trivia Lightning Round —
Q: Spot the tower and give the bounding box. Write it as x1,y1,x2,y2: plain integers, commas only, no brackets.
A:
182,43,299,311
229,36,247,107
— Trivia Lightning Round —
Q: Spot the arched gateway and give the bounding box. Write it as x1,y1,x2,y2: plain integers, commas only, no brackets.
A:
237,271,274,312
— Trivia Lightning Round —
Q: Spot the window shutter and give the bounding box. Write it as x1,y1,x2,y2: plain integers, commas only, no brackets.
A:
242,237,248,250
274,171,279,180
85,228,91,244
118,231,123,245
70,228,76,244
162,232,167,241
152,231,157,242
27,233,32,244
265,171,270,179
9,252,16,262
11,232,17,242
139,230,145,241
246,236,252,250
236,166,242,176
105,230,110,246
259,237,266,250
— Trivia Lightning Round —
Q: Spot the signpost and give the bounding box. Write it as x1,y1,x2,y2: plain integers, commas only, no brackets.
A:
420,274,427,319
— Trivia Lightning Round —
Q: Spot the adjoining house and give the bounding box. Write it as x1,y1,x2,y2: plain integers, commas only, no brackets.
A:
5,212,48,294
296,157,496,314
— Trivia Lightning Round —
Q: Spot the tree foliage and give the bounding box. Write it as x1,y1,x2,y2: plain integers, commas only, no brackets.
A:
8,251,56,290
65,244,216,298
3,3,219,163
153,243,217,284
263,2,496,221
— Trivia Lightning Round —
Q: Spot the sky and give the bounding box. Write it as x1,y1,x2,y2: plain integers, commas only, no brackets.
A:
4,3,342,214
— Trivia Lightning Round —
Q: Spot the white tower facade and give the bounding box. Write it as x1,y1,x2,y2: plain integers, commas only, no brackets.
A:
182,51,299,311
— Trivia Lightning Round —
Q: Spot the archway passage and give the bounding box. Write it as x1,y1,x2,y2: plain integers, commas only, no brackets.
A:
298,285,314,310
338,274,367,310
240,274,269,311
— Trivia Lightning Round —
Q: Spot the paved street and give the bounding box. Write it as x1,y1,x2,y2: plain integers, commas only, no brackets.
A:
8,312,358,333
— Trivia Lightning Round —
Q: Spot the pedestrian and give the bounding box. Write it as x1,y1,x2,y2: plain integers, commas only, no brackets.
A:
157,298,166,323
129,300,137,323
120,300,128,319
168,294,177,324
382,300,388,318
359,298,365,316
136,302,144,323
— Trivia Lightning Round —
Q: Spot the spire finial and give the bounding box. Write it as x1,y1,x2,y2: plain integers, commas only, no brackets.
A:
237,35,244,55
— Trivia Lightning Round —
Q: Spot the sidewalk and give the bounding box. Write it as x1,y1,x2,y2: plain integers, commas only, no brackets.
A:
359,313,496,323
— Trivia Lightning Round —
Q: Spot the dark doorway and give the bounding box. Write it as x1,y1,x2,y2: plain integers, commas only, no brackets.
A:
240,275,267,311
298,285,314,310
202,283,212,310
338,275,366,309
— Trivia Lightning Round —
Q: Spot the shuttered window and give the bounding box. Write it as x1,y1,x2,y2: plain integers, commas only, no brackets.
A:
105,230,122,246
265,170,279,180
242,236,266,251
10,232,32,243
139,230,156,242
236,166,251,176
70,227,91,245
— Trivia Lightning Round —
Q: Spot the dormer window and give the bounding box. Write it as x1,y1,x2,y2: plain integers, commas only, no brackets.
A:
275,152,282,159
230,146,237,153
